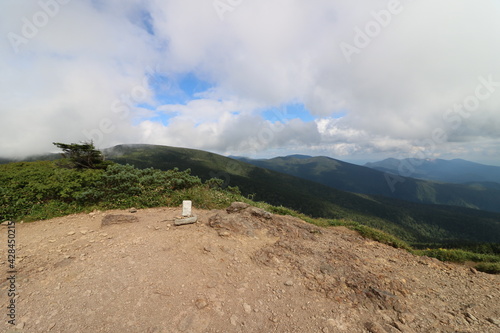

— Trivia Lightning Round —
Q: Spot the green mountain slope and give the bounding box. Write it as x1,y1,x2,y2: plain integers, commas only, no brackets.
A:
235,155,500,213
104,144,500,247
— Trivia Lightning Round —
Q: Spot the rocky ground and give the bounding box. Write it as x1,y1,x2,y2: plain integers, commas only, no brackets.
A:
1,203,499,333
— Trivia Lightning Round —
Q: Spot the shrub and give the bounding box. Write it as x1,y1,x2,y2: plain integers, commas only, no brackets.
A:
205,178,225,189
269,205,296,216
475,262,500,274
0,161,103,220
78,164,203,208
0,161,204,221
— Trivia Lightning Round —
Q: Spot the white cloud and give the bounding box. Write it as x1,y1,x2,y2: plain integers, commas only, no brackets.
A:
1,0,499,164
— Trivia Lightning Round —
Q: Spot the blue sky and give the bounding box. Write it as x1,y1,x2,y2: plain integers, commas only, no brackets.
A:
1,0,500,166
141,70,321,124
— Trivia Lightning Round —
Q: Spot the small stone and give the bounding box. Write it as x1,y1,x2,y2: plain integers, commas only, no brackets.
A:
67,231,76,236
129,207,137,213
284,280,294,286
195,298,209,309
327,319,336,327
218,231,230,237
174,216,198,226
230,315,238,326
365,321,387,333
16,322,25,329
320,264,335,275
243,303,252,313
465,312,478,322
80,230,88,235
203,246,212,252
487,317,500,326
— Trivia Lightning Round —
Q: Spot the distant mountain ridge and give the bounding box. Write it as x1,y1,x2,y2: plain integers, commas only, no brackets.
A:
233,155,500,213
365,158,500,185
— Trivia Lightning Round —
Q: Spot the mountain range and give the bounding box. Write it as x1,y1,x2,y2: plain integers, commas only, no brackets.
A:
365,158,500,187
233,155,500,213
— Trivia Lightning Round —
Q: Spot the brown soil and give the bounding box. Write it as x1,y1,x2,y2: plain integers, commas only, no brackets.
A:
1,203,499,333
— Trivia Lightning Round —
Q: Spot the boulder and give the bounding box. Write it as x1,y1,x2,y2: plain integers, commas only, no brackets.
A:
226,202,250,214
101,214,139,226
247,207,272,219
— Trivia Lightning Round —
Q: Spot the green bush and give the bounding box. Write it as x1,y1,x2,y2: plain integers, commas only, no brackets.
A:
475,262,500,274
0,161,103,221
74,164,203,208
0,161,204,221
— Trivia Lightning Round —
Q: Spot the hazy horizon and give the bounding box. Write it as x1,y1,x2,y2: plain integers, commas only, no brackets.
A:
3,142,500,168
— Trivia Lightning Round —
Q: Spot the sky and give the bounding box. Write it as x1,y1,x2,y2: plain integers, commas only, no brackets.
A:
1,0,500,165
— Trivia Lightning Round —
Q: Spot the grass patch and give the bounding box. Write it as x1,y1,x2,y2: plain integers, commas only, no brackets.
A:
413,248,500,264
351,224,413,251
475,262,500,274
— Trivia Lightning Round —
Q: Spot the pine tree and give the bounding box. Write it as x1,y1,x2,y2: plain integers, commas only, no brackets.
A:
53,141,109,169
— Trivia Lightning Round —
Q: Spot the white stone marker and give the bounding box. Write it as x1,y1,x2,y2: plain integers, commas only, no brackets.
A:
182,200,192,217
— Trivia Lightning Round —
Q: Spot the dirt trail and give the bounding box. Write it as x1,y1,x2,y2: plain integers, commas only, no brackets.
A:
1,203,499,333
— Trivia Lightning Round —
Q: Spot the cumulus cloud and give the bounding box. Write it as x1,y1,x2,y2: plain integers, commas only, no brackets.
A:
1,0,499,164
